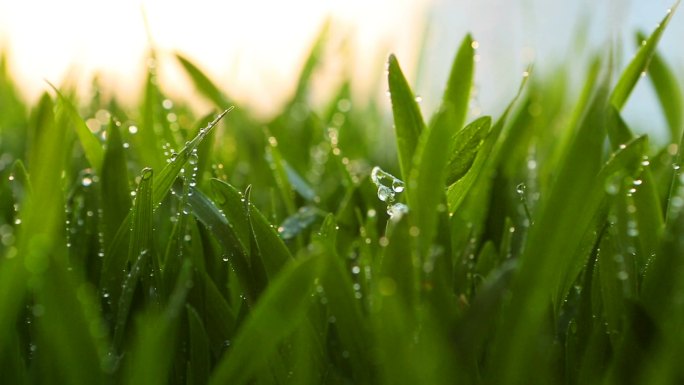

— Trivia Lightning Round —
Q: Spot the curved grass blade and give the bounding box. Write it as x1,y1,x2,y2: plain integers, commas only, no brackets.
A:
175,54,230,108
208,254,323,385
447,70,529,213
247,188,294,279
154,108,232,205
183,184,256,302
445,116,491,186
209,180,292,279
388,54,426,180
48,82,104,175
637,31,683,142
609,3,678,111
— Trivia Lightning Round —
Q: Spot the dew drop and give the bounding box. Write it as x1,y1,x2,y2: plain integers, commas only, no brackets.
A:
141,167,153,180
377,185,394,202
391,179,405,193
516,183,526,195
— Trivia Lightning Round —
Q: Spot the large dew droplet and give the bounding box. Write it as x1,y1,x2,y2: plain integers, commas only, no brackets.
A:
377,185,394,202
392,179,405,193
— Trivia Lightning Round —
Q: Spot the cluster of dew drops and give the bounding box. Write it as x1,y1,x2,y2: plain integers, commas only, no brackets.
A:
370,166,409,220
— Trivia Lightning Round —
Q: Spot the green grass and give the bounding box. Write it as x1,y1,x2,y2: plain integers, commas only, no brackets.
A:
1,4,684,384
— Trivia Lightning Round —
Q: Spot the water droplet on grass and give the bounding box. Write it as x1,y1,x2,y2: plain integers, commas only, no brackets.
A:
392,179,405,193
387,203,409,220
516,183,526,195
377,185,393,202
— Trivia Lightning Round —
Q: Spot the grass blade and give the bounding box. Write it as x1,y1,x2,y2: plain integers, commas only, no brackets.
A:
388,54,426,180
101,119,132,248
439,33,475,133
609,3,678,111
407,106,453,259
48,83,104,175
208,254,323,385
637,31,683,142
175,54,230,108
101,109,231,302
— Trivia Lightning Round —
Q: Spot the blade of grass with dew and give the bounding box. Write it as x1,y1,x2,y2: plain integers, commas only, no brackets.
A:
555,134,649,305
161,181,191,295
0,91,66,360
245,186,295,279
124,258,193,385
9,159,31,199
101,119,132,248
446,71,529,213
209,180,292,279
637,31,684,142
194,112,218,187
314,214,373,382
607,109,664,260
183,184,257,301
609,3,678,113
387,54,426,180
265,131,297,217
208,254,323,385
48,83,104,175
197,269,237,357
100,109,231,304
34,259,107,385
491,75,611,385
208,179,251,253
113,167,154,350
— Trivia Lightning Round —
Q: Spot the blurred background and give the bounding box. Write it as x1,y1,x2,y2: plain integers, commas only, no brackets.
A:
0,0,681,135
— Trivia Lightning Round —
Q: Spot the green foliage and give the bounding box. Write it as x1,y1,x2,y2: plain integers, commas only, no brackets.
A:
1,5,684,385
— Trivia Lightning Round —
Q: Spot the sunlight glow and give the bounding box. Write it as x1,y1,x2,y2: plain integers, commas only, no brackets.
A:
0,0,425,115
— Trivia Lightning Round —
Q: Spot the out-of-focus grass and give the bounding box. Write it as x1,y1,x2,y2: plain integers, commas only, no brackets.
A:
1,4,684,385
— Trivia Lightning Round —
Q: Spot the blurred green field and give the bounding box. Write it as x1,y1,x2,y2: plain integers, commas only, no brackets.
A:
1,4,684,385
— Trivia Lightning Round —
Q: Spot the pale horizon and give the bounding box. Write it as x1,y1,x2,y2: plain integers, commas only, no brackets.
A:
0,0,682,127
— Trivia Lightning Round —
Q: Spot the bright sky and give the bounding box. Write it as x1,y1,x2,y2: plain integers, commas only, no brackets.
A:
0,0,425,115
0,0,681,126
